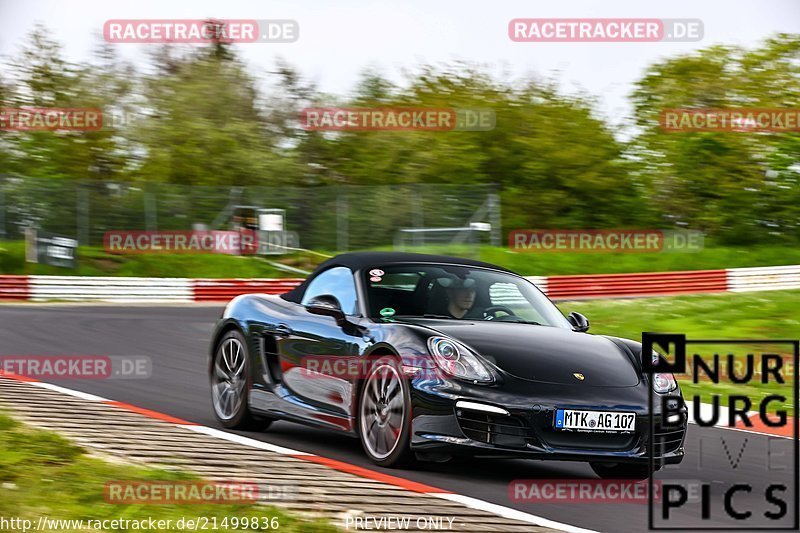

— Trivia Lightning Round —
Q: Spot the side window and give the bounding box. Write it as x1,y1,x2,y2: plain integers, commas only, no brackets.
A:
301,266,358,315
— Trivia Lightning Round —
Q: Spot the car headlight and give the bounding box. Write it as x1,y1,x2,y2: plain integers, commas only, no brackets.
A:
650,350,677,393
651,350,678,394
427,336,492,382
652,373,677,393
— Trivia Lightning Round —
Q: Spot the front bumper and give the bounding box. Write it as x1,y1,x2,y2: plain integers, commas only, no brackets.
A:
408,374,686,464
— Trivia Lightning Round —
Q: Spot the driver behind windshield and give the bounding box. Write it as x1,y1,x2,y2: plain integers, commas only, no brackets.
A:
440,277,479,319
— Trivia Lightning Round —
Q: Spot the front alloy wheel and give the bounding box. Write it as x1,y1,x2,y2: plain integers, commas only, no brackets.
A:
211,330,271,430
358,356,414,467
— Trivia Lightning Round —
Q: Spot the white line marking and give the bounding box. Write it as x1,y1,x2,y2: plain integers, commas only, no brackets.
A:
182,424,312,456
30,381,109,402
432,493,599,533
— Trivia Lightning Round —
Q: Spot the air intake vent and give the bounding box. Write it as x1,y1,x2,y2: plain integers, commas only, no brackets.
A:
647,417,686,455
455,410,534,448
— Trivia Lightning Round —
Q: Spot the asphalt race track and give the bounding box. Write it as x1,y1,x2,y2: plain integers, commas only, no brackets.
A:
1,305,796,532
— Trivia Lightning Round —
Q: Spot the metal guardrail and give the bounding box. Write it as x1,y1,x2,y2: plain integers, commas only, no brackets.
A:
194,279,303,301
2,265,800,303
0,276,302,302
727,264,800,292
28,276,193,302
545,269,728,300
0,275,29,300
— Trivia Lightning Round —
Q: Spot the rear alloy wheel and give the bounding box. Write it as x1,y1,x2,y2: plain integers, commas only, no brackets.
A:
590,462,656,480
358,356,414,467
211,330,272,430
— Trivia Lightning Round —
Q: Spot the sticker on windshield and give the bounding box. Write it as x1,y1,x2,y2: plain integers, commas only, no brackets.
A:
379,307,395,317
369,268,384,277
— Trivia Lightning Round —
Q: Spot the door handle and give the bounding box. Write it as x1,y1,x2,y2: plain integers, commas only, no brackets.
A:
273,324,293,337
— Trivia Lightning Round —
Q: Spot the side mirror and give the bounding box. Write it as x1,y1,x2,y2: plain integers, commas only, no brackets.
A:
567,311,590,332
305,294,346,324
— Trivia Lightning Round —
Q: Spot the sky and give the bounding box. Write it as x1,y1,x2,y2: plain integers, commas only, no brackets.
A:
1,0,799,134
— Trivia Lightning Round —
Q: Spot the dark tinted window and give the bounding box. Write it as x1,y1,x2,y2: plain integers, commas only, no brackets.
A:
363,264,571,327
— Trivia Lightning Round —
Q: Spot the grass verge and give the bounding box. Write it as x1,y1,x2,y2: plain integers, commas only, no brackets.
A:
478,243,800,275
0,413,336,532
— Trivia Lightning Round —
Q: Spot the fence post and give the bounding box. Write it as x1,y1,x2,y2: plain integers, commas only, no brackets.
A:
488,190,502,247
77,184,89,245
337,192,348,251
0,176,5,240
145,189,157,231
412,184,424,246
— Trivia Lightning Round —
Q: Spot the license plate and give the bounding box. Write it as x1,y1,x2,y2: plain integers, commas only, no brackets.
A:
554,409,635,433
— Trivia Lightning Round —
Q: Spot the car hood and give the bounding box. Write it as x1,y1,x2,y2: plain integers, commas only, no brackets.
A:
397,318,640,387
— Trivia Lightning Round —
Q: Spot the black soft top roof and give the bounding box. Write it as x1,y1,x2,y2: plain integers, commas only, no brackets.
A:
281,251,512,303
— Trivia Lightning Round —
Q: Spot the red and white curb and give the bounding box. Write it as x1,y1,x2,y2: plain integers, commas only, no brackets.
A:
2,372,596,533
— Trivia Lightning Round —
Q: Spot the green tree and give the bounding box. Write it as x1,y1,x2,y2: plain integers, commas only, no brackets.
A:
301,66,642,237
3,25,132,182
134,43,285,187
631,34,800,244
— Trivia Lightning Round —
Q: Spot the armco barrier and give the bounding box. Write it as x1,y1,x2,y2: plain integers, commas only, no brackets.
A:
544,269,728,300
1,265,799,303
193,278,303,301
727,264,800,292
0,275,29,300
28,276,192,302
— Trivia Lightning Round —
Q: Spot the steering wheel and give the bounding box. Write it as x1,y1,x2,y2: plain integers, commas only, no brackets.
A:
482,305,517,320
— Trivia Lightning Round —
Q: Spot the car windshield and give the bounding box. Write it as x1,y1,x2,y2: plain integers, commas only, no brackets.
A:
363,264,571,327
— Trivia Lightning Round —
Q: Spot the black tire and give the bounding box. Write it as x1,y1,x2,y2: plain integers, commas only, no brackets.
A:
358,356,416,468
210,330,272,431
590,462,656,480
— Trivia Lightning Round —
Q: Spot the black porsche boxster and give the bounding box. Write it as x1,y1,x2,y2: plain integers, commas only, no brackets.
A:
209,252,686,478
